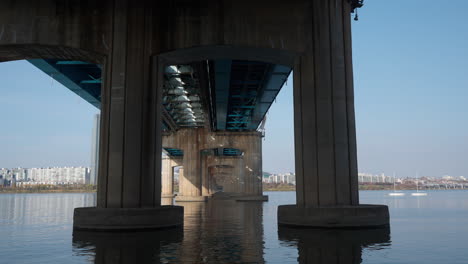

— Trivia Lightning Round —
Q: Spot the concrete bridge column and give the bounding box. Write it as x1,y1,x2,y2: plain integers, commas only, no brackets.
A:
162,157,175,198
278,0,388,228
73,2,183,230
237,133,267,201
176,129,206,202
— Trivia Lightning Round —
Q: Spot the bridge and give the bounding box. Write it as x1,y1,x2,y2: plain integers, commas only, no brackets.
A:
0,0,388,230
27,58,289,201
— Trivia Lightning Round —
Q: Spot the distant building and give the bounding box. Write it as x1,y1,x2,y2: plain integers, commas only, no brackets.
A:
88,113,100,185
2,167,91,186
263,172,296,185
358,173,393,184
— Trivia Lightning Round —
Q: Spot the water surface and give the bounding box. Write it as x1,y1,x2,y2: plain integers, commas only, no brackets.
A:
0,191,467,263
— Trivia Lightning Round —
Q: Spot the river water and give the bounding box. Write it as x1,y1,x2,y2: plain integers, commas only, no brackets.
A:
0,191,467,263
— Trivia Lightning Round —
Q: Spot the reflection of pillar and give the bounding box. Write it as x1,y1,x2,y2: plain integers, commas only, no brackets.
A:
177,200,264,263
240,202,264,263
161,157,174,198
73,228,183,264
278,0,388,227
177,202,204,262
278,227,390,264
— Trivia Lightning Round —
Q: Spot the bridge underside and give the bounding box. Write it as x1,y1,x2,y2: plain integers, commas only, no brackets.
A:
1,0,388,230
28,58,291,133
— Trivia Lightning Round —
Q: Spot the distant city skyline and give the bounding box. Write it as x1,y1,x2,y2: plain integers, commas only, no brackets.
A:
1,1,468,177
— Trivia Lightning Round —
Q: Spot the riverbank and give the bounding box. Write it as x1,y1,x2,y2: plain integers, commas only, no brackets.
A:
262,183,466,191
1,183,465,194
0,184,96,194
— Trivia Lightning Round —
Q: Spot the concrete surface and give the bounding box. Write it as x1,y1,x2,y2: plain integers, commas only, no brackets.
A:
175,196,208,202
73,206,184,230
278,204,389,228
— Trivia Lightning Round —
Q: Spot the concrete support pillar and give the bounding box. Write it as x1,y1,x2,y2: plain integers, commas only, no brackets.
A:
161,157,174,198
178,167,184,194
176,129,206,202
73,1,183,230
201,154,212,197
278,0,388,228
237,133,266,201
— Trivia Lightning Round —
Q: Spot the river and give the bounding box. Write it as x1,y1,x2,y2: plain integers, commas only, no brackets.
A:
0,190,467,263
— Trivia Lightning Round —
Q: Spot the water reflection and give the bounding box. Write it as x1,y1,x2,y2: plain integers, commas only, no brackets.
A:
73,228,183,263
278,227,391,264
177,200,264,263
3,191,468,263
72,200,264,263
0,193,95,225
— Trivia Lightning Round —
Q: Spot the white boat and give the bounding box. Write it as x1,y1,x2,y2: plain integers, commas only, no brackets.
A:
389,192,405,196
389,173,405,196
411,178,428,196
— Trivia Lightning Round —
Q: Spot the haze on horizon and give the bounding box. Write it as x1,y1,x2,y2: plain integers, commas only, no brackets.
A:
1,0,467,178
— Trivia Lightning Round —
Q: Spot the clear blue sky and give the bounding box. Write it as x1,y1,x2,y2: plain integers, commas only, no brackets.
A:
264,0,468,177
1,0,467,178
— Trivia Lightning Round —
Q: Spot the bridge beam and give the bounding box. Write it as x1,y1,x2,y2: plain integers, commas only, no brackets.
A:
278,0,389,228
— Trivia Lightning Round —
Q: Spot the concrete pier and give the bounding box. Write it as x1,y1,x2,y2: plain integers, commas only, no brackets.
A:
163,128,266,202
1,0,386,229
277,0,389,227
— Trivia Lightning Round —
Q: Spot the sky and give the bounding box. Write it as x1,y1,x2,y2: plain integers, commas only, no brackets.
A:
264,0,468,177
1,0,467,178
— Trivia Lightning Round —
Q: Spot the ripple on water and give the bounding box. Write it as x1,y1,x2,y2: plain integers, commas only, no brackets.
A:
1,191,468,263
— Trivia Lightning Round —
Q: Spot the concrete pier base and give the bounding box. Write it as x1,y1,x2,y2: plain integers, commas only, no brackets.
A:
277,204,389,228
235,195,269,202
175,196,208,202
73,206,183,231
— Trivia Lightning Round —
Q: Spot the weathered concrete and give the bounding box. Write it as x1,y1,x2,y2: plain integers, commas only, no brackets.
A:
164,128,265,201
278,205,389,228
73,206,184,230
275,0,380,228
175,196,208,202
236,195,269,201
203,156,244,195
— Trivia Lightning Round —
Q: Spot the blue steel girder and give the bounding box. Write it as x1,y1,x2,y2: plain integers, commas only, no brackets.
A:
163,148,184,157
218,60,293,131
28,59,181,133
27,59,102,109
250,64,291,126
222,148,243,156
213,60,231,130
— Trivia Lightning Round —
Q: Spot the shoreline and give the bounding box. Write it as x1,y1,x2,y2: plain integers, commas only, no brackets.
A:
1,185,466,194
0,189,96,194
